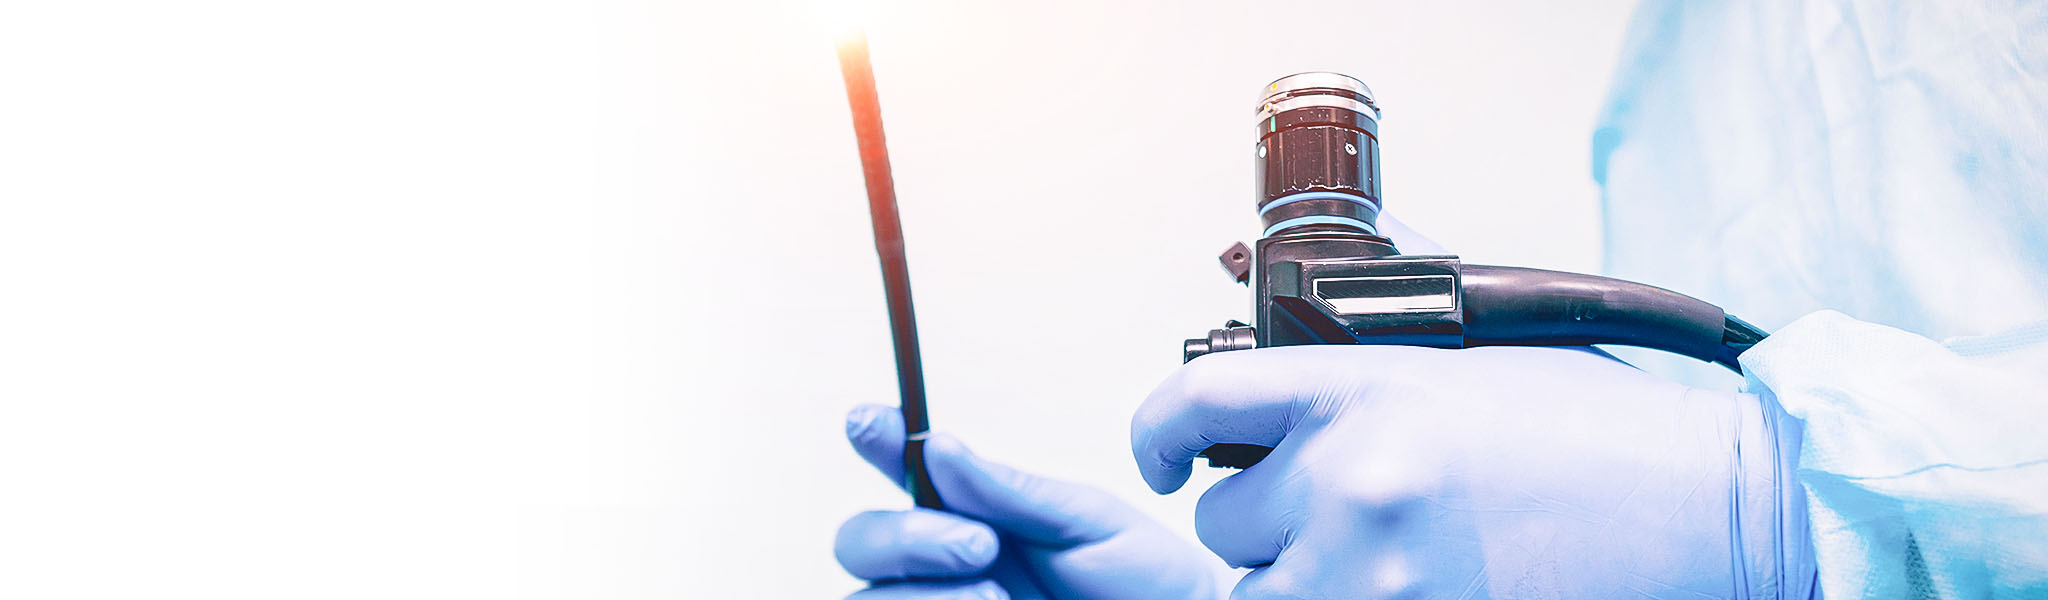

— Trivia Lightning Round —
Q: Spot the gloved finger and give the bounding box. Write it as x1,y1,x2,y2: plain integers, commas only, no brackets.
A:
849,406,1140,549
845,579,1008,600
1228,554,1314,600
834,509,1001,581
847,404,907,486
921,433,1139,547
1130,348,1324,494
1377,213,1450,254
1187,443,1301,568
1227,501,1485,599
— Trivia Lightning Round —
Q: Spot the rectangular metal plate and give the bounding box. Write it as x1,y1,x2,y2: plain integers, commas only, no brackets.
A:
1311,274,1457,314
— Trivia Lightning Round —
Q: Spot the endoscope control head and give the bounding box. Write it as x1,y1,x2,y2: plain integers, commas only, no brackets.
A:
1185,72,1422,369
1181,73,1757,469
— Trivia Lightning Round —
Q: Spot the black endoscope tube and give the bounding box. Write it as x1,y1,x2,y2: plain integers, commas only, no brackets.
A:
1459,265,1729,362
837,33,942,510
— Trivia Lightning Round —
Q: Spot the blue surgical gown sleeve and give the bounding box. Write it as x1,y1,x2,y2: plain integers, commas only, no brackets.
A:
1592,0,2048,596
1742,311,2048,599
1590,0,2048,391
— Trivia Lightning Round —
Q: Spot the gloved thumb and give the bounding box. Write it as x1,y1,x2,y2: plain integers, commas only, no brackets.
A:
846,404,1138,548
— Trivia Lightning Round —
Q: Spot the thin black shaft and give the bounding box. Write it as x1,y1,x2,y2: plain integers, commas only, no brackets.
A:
836,34,942,510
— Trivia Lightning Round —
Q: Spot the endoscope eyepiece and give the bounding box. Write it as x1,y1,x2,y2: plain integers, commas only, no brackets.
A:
1258,72,1379,114
1255,72,1384,237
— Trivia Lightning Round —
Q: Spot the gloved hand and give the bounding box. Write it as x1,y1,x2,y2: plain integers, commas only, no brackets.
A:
836,404,1223,600
1129,345,1818,599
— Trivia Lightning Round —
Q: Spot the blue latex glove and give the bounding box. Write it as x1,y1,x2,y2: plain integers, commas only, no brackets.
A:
836,404,1222,600
1129,345,1819,598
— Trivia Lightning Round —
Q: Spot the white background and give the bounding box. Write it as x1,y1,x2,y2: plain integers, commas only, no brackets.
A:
0,0,1636,597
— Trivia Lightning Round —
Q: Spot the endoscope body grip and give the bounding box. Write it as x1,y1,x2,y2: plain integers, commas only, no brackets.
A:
1220,243,1730,362
1187,72,1766,469
1188,253,1741,469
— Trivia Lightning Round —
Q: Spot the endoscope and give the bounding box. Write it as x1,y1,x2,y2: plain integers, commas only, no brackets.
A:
1185,73,1769,469
837,32,942,510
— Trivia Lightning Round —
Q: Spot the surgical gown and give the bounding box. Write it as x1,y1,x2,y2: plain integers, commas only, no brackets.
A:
1593,1,2048,597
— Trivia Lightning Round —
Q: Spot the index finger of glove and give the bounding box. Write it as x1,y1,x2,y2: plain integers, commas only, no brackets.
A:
835,508,1001,581
1130,348,1319,494
848,405,1139,548
846,580,1008,600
